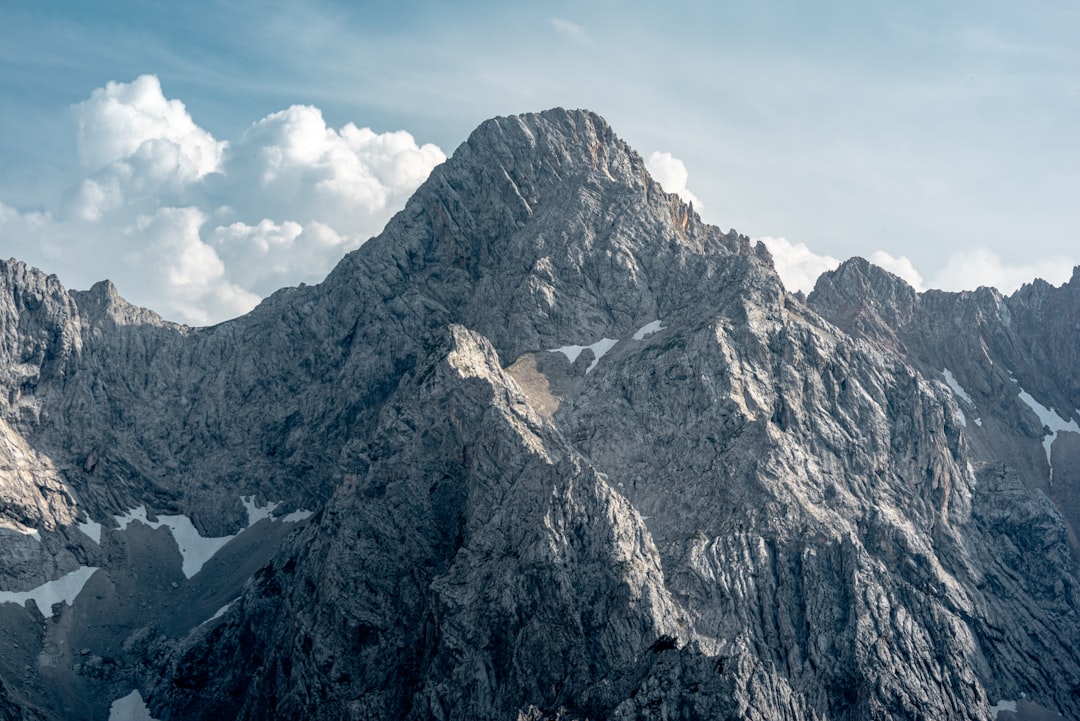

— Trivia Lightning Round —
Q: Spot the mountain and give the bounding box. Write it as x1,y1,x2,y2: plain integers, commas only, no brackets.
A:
1,109,1078,720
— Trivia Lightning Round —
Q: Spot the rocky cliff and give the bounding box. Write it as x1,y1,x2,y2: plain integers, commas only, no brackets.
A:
1,109,1077,720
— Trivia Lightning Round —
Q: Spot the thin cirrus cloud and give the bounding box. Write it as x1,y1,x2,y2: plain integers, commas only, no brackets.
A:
550,18,590,43
0,75,446,326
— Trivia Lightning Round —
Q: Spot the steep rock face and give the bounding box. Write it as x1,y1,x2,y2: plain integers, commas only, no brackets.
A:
810,259,1080,714
0,109,1078,720
149,326,691,720
143,112,1079,720
811,260,1080,545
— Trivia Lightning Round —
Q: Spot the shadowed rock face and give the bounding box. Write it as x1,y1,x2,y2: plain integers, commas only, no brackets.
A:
1,109,1079,720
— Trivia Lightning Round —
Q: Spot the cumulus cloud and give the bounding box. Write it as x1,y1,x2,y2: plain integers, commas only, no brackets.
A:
73,75,225,185
226,104,446,236
757,236,840,294
0,76,446,326
929,248,1075,294
209,219,353,297
867,250,924,291
646,151,702,208
123,208,261,325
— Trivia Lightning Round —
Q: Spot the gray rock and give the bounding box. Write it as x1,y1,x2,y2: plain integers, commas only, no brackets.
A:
0,109,1078,720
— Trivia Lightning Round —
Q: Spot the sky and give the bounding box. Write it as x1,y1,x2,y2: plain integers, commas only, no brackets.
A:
0,1,1077,324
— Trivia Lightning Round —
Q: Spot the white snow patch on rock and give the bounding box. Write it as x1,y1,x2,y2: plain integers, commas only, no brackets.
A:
242,495,312,524
114,506,236,579
78,518,102,544
989,699,1016,718
114,496,314,578
108,690,160,721
280,509,314,523
0,566,99,616
942,368,975,407
1016,389,1080,482
201,598,238,627
632,320,665,341
549,344,587,364
241,495,280,526
549,338,619,373
585,339,618,373
942,368,984,426
0,523,40,541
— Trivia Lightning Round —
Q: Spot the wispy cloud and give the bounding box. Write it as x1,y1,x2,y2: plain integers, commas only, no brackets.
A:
550,18,590,43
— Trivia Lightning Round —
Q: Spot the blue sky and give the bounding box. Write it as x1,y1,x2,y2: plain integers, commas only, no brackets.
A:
1,1,1077,323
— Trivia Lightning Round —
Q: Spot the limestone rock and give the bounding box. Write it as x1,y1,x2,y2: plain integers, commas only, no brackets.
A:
0,110,1077,720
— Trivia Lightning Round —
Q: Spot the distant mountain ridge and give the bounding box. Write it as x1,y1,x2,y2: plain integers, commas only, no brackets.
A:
0,108,1078,720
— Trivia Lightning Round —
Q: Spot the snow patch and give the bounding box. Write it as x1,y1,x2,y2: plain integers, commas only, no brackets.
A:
1016,389,1080,483
201,598,238,626
241,495,280,526
0,523,40,541
941,368,984,426
114,497,314,578
632,320,665,341
585,339,618,373
989,699,1016,719
242,495,311,524
78,518,102,544
114,506,235,579
0,566,98,616
108,690,160,721
549,338,618,373
941,368,975,407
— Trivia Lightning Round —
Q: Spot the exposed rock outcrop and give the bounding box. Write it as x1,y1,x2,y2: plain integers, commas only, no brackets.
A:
0,110,1077,720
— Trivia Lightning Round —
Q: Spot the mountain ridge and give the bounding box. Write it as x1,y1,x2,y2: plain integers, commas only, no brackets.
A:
0,108,1078,720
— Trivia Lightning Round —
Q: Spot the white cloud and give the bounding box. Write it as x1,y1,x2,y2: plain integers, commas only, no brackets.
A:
228,105,446,236
67,177,124,222
646,151,702,208
0,76,446,326
209,219,355,297
122,207,261,325
867,250,925,291
929,248,1075,294
73,75,225,185
757,236,840,294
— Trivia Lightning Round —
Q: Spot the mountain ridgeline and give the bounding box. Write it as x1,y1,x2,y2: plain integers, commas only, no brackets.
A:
1,109,1079,720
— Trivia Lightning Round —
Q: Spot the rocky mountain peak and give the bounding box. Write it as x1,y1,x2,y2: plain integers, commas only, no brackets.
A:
807,256,918,350
71,279,174,330
324,107,763,366
459,108,638,184
2,111,1079,721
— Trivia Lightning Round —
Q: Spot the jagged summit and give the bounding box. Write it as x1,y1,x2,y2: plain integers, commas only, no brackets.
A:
316,107,765,364
807,256,919,350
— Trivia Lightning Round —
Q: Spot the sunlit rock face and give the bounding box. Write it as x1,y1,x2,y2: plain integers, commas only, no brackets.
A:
0,109,1077,721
